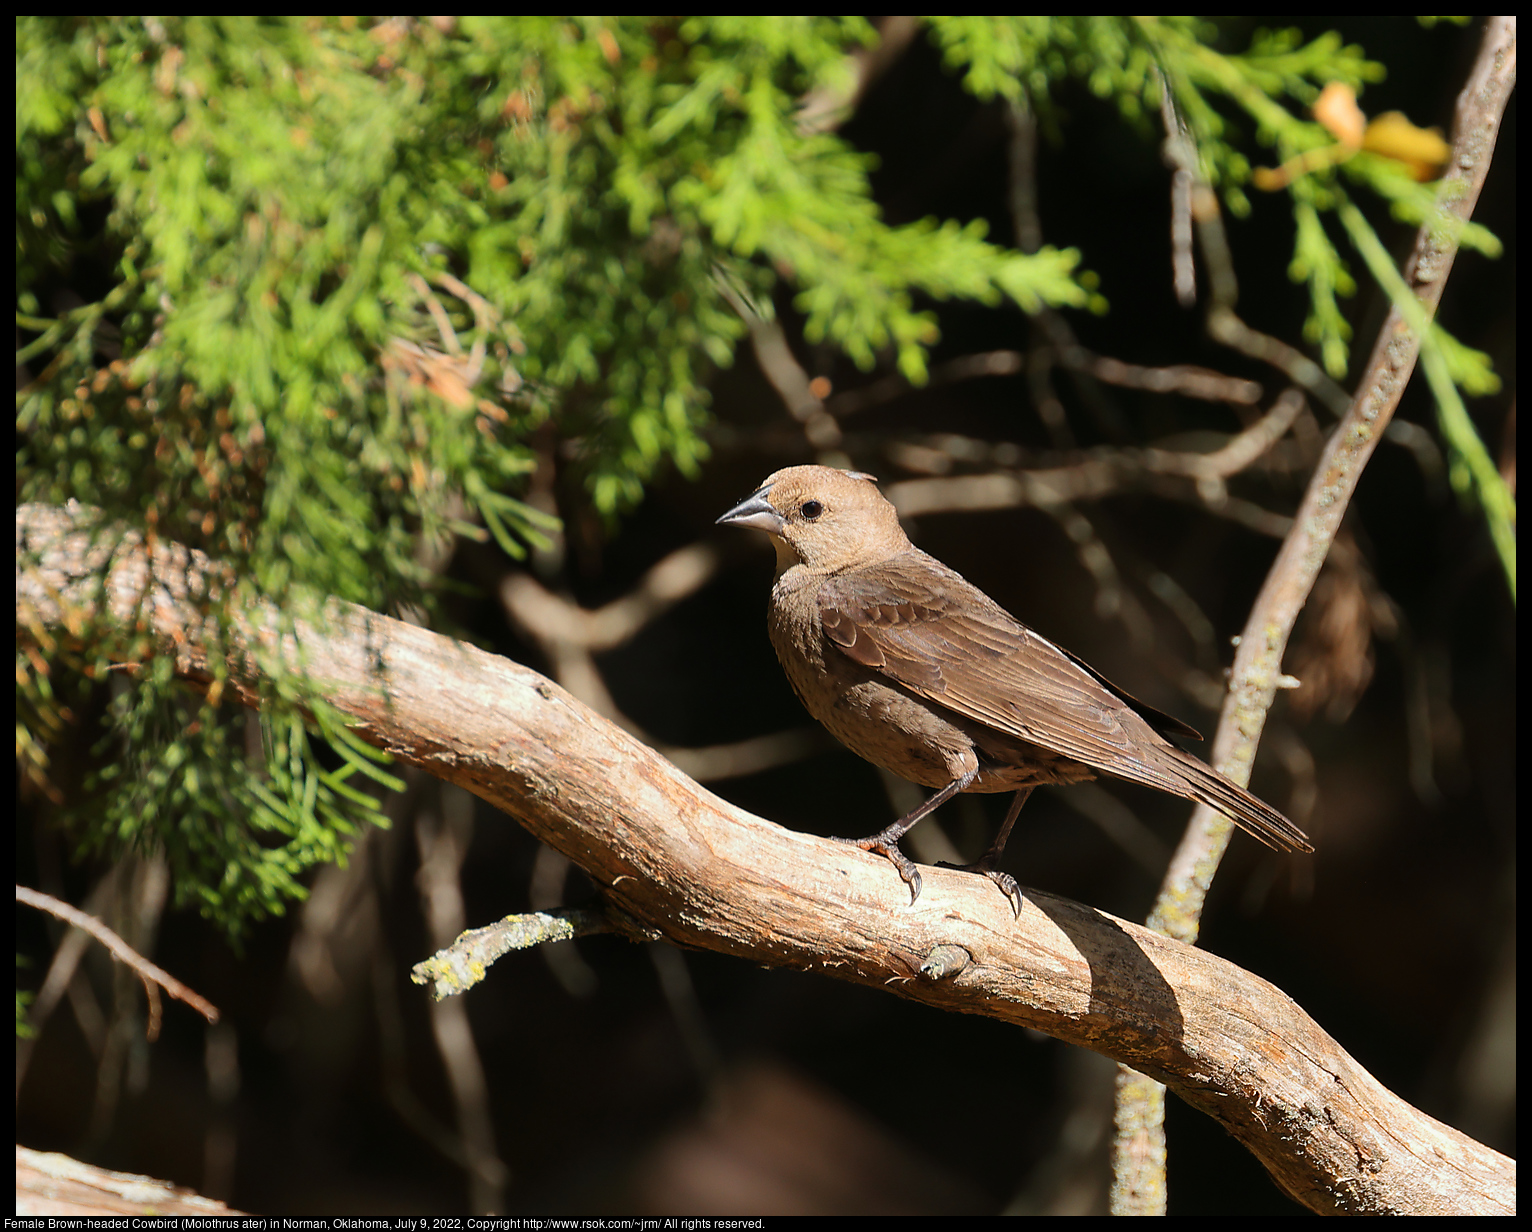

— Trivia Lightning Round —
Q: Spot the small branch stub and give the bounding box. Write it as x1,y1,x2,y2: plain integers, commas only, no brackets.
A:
411,908,614,1001
919,944,973,980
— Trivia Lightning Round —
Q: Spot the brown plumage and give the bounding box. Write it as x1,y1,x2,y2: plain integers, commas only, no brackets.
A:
718,465,1312,913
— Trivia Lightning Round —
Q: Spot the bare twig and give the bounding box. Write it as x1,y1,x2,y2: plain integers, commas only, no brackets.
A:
16,884,219,1031
715,274,844,457
795,16,923,136
1153,9,1517,942
502,542,723,653
1115,14,1517,1214
827,347,1263,425
498,541,826,781
882,389,1306,514
1156,67,1353,419
413,798,510,1212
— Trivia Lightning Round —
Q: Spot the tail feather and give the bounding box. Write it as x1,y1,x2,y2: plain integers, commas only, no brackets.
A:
1166,748,1313,853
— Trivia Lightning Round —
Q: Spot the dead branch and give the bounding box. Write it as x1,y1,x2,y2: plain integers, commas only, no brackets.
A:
15,884,220,1033
17,1145,245,1218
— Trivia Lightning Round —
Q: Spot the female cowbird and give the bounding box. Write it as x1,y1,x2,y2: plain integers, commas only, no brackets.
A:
718,465,1312,914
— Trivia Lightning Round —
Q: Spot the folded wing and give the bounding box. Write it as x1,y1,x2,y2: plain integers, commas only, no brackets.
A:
817,552,1311,853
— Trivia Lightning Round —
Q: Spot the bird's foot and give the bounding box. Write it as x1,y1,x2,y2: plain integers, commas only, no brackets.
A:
936,858,1023,917
838,833,923,906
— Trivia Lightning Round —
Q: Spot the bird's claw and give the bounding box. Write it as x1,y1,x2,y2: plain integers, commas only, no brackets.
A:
936,859,1024,917
838,834,924,905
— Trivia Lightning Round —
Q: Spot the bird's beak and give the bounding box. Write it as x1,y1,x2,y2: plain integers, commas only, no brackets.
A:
716,487,784,535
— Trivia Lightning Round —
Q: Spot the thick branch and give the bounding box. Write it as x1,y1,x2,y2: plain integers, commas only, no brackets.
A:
16,502,1514,1215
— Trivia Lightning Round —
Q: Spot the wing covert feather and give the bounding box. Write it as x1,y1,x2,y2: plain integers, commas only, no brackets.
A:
817,554,1196,782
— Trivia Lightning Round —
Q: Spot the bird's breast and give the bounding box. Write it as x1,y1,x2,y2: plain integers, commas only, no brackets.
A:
767,572,983,789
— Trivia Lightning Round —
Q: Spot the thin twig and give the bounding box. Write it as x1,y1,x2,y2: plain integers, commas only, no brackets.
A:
16,885,220,1030
1116,14,1517,1215
1154,10,1516,942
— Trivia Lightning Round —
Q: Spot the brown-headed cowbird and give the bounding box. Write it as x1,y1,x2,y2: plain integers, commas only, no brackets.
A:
718,465,1312,914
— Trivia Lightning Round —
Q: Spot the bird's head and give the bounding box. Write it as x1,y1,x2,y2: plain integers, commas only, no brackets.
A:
717,465,911,574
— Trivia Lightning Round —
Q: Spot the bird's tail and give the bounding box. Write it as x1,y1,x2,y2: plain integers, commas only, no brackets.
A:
1166,747,1314,853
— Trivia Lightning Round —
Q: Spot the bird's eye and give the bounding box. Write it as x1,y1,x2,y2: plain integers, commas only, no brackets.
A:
800,500,824,520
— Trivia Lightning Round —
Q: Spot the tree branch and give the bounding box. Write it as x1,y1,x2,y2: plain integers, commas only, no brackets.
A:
15,884,221,1034
16,501,1514,1214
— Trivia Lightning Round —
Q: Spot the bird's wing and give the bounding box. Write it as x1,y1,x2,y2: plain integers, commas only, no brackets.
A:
817,551,1312,854
816,552,1202,782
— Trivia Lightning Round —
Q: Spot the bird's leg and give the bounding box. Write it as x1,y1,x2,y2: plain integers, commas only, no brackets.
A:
840,767,980,906
936,786,1034,917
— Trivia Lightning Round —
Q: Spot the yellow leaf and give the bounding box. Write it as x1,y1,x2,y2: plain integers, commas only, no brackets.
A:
1362,112,1452,182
